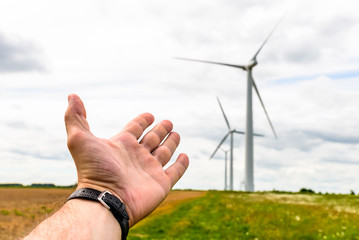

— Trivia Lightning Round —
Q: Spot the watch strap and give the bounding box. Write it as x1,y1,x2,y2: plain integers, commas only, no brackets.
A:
68,188,129,240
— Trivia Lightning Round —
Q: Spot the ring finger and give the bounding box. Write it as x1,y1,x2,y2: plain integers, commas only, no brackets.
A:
152,131,180,166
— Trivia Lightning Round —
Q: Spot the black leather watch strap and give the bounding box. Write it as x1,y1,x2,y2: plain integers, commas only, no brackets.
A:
67,188,130,240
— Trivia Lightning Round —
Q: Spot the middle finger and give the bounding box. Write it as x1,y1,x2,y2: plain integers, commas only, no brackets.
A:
140,120,173,152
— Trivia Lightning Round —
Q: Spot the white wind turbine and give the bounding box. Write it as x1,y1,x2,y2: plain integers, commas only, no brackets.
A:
220,148,230,191
176,18,282,191
210,98,263,191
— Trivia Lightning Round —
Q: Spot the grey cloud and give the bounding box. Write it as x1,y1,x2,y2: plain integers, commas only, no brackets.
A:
9,148,69,161
0,32,46,73
257,160,283,170
261,129,359,153
319,16,358,36
5,121,27,129
323,158,359,165
4,120,44,131
261,130,323,152
283,44,320,63
304,130,359,144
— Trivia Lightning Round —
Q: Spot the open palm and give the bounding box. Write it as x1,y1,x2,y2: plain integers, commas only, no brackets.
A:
65,94,189,227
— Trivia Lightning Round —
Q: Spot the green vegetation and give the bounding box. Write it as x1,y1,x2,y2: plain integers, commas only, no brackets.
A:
0,209,10,215
129,191,359,240
40,206,53,214
0,183,24,188
0,183,77,188
30,183,56,188
13,209,24,216
299,188,316,194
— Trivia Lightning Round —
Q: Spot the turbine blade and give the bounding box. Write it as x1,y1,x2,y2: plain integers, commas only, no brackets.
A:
209,132,230,160
252,15,285,61
217,97,231,130
174,57,246,70
251,77,278,139
233,130,264,137
234,130,245,135
253,133,265,137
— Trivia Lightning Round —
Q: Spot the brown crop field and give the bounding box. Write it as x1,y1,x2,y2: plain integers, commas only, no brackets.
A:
0,188,205,240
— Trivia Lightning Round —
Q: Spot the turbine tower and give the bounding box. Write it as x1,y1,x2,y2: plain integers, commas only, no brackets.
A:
176,18,281,192
209,97,263,191
220,148,229,190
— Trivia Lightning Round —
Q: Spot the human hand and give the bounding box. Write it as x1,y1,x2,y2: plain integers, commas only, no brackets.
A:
64,94,189,227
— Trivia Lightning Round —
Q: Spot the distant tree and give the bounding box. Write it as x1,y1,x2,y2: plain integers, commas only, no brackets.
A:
30,183,56,188
350,190,355,195
0,183,23,187
299,188,315,194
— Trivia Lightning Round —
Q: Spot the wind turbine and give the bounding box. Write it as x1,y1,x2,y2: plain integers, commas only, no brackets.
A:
176,18,282,192
209,97,263,191
220,148,229,191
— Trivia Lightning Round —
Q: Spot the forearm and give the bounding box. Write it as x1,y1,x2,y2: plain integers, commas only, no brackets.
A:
24,199,121,240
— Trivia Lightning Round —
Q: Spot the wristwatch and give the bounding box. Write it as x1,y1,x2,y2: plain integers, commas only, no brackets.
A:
67,188,130,240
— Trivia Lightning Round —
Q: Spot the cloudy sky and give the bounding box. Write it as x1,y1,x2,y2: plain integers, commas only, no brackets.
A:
0,0,358,193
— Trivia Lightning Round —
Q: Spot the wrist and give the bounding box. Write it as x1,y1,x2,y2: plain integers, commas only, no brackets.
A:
68,187,130,239
76,181,134,226
66,199,122,239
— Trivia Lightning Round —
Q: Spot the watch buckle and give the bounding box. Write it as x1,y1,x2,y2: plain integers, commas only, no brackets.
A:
97,190,111,210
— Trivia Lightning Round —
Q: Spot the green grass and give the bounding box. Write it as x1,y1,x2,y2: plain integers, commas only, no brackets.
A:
0,209,10,215
40,206,53,214
0,183,76,188
13,209,24,216
129,191,359,240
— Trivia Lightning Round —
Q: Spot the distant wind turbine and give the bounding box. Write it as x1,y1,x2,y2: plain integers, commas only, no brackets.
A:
220,148,229,191
176,17,282,191
209,97,263,191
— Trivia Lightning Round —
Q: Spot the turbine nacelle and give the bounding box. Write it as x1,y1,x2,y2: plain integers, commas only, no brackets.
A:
245,59,257,70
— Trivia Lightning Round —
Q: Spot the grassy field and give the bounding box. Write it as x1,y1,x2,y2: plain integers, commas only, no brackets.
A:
1,188,359,240
129,191,359,240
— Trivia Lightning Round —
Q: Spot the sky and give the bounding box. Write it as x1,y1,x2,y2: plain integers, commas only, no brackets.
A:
0,0,358,193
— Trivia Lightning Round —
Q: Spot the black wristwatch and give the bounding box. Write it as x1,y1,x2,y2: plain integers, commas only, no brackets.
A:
67,188,130,240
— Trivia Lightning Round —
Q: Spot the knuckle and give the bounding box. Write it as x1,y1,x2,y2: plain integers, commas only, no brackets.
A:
161,147,172,160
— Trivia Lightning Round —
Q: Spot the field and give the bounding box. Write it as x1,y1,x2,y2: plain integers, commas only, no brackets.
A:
0,188,73,240
1,188,359,240
130,191,359,239
0,188,204,239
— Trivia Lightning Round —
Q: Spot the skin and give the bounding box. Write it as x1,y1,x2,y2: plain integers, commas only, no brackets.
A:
24,94,189,239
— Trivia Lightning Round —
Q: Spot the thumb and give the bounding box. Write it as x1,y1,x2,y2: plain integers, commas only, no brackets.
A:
64,94,90,137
